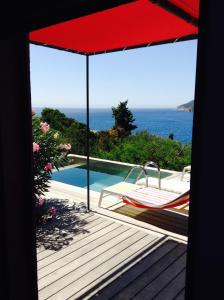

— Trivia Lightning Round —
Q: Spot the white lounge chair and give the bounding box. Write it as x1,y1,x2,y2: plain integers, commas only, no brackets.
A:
122,186,190,210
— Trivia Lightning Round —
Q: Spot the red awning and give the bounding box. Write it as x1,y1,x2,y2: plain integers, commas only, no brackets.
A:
30,0,199,55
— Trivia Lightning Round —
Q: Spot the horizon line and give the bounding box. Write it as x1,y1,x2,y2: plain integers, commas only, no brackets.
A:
32,106,178,109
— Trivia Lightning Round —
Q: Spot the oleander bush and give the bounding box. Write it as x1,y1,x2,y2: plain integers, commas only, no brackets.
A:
32,115,71,223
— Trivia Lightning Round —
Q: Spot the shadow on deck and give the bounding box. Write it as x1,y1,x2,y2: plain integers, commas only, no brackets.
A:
83,239,186,300
37,199,187,300
113,205,188,236
36,198,91,251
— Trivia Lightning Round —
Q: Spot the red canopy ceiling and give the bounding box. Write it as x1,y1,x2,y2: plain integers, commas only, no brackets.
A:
29,0,199,55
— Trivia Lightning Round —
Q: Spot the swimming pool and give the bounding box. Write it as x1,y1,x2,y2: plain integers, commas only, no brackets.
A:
52,160,171,192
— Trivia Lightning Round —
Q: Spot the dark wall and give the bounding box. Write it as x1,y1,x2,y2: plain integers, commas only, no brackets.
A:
1,0,224,299
0,0,135,38
0,35,38,299
186,1,224,298
0,1,135,298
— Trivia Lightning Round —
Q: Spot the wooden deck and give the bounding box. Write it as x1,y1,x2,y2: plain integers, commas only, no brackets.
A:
37,209,187,299
91,238,186,300
47,181,189,239
114,204,188,236
39,182,188,299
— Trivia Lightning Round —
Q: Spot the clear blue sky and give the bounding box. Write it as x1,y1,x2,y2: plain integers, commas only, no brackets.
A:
30,40,197,109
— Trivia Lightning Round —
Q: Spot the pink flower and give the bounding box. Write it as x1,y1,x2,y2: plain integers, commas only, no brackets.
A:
59,143,72,151
44,162,53,171
33,142,40,152
38,196,45,206
49,206,57,216
40,122,50,133
64,144,71,150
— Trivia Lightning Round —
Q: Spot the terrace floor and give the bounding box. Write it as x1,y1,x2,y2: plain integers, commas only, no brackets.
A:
38,181,188,299
47,180,189,240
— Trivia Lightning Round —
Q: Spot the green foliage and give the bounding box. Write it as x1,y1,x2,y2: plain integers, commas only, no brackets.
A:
65,123,97,156
112,100,137,137
92,130,118,153
41,108,76,132
40,107,89,155
37,107,191,172
94,131,191,171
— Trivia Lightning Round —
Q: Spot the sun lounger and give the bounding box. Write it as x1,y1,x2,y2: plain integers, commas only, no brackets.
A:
98,182,139,207
122,186,190,210
98,163,191,209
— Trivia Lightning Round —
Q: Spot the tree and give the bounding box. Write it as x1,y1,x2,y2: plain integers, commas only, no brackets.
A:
168,133,174,140
112,100,137,137
41,108,74,132
65,122,97,156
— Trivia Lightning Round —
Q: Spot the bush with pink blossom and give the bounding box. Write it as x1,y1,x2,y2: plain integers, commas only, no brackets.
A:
32,115,71,223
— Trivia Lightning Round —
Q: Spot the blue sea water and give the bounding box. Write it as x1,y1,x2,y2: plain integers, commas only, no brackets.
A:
33,107,193,144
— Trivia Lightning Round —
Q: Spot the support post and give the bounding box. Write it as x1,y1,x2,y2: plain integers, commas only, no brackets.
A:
86,55,90,210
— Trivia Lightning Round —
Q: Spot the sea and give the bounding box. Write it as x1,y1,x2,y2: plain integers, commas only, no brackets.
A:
33,108,193,144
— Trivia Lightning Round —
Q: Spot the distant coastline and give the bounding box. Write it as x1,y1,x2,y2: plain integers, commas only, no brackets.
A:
177,100,194,112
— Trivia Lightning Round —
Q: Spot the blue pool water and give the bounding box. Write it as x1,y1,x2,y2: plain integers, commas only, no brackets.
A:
52,161,171,192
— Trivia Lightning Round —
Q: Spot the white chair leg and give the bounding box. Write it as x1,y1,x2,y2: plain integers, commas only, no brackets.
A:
98,190,104,207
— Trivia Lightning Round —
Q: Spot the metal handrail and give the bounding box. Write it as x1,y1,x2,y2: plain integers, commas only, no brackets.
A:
136,161,161,189
181,165,191,181
146,161,161,189
124,165,149,187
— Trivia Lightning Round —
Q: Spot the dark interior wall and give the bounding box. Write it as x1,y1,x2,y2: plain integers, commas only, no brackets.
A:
0,35,38,299
186,1,224,298
0,0,135,38
1,0,224,299
0,1,135,298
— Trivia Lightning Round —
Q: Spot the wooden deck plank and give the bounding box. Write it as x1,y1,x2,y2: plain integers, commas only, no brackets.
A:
114,205,188,236
154,269,186,300
36,190,188,300
47,183,188,241
94,207,187,242
132,254,186,299
40,232,157,300
38,218,114,268
90,239,178,300
37,216,109,263
116,206,188,227
39,230,147,299
37,213,100,256
61,234,159,300
38,223,130,285
117,212,187,235
113,244,186,300
36,213,98,254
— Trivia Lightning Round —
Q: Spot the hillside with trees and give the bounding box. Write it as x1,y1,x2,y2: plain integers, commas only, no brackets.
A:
37,101,191,171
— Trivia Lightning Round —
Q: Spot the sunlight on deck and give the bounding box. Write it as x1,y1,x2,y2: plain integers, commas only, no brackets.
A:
39,181,188,299
37,208,186,299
